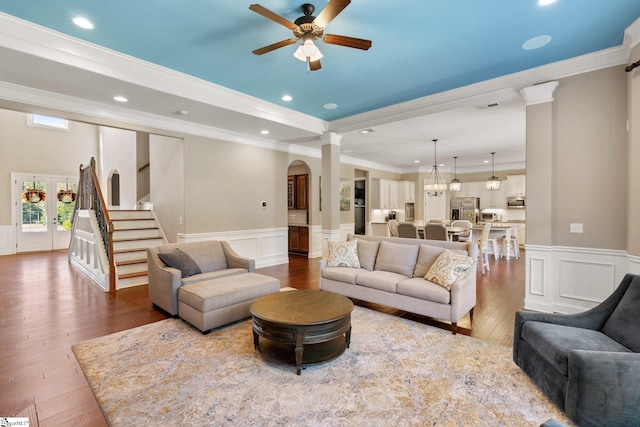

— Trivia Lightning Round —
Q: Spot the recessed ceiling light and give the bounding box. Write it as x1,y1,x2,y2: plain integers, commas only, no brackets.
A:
323,103,338,110
176,109,188,115
537,0,557,5
72,16,94,30
414,160,420,164
281,95,292,102
483,160,490,163
260,130,269,135
522,35,552,50
113,96,128,103
359,128,375,134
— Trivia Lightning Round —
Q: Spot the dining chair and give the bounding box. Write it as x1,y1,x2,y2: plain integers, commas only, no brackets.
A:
502,227,519,259
424,222,447,240
451,220,473,242
397,222,420,238
388,220,399,237
477,223,499,274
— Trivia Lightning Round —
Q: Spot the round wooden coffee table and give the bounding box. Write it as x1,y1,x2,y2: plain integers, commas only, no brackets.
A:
250,290,354,375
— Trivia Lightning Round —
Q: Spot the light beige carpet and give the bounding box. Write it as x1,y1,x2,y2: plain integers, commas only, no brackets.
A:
73,306,571,426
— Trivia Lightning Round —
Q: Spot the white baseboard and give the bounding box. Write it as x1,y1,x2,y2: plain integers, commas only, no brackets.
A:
524,244,631,314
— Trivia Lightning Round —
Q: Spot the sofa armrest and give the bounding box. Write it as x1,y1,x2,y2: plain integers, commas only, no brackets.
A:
147,248,183,316
221,241,255,272
318,259,328,289
565,350,640,425
449,263,477,323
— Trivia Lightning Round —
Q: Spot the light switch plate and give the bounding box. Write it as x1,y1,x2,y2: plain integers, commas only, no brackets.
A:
570,223,583,233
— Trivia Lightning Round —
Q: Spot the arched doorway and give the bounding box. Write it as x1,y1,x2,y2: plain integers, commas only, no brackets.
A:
287,161,311,256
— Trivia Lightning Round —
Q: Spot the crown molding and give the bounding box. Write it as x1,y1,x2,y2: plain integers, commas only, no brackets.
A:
0,12,326,135
624,17,640,50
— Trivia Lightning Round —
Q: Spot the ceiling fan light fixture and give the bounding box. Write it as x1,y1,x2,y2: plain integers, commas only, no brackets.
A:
294,40,322,62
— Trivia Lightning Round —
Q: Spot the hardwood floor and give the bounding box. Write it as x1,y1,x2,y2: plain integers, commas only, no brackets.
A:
0,248,524,426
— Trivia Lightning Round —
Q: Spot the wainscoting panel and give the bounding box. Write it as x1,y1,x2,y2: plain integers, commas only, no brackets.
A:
629,255,640,274
525,245,630,314
0,225,13,256
309,225,323,259
178,228,289,269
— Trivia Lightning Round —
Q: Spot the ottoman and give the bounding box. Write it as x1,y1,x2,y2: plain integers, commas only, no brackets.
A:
178,272,280,333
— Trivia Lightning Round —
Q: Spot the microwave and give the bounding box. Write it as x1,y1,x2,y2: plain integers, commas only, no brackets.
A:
507,196,526,209
480,212,499,222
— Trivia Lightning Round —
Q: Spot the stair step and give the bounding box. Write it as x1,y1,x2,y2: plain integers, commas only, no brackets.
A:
112,219,157,230
117,263,148,276
116,258,147,266
113,237,164,251
118,271,148,279
113,227,162,240
117,274,149,289
109,210,155,220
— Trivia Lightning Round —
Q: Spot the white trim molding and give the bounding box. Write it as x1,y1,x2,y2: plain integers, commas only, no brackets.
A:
525,245,632,314
0,225,13,255
178,227,289,269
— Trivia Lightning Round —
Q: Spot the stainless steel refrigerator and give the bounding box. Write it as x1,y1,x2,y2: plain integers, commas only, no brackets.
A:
451,197,480,222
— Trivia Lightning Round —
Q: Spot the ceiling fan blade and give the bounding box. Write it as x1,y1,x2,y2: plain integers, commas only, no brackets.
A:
323,34,372,50
249,4,297,30
252,38,298,55
313,0,351,28
309,59,322,71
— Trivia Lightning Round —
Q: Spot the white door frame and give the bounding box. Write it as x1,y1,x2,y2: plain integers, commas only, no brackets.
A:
12,172,78,253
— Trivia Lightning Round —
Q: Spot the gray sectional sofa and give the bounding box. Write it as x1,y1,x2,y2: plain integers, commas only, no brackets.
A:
319,235,478,334
147,240,279,332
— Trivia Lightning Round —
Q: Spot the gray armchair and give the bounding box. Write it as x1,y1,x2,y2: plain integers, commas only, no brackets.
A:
513,273,640,426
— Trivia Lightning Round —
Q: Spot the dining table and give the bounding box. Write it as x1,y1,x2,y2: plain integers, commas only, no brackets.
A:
445,226,469,241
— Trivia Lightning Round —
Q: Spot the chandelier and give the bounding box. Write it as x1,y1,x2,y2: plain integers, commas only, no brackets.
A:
449,156,462,192
425,139,447,197
485,152,501,191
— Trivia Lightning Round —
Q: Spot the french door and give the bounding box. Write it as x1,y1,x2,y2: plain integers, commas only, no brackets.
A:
14,174,78,252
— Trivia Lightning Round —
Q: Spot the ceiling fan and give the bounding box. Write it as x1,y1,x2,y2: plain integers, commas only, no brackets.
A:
249,1,372,71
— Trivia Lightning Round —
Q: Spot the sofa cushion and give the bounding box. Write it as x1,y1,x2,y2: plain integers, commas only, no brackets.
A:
157,249,202,278
355,270,406,293
397,278,451,304
178,273,279,312
322,267,363,285
601,280,640,352
424,250,475,291
357,239,380,271
180,241,229,273
413,245,468,278
374,241,419,277
521,321,632,375
181,268,248,285
327,240,361,268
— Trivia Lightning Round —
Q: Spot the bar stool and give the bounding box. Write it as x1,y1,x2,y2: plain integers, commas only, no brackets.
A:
478,223,500,274
502,227,520,259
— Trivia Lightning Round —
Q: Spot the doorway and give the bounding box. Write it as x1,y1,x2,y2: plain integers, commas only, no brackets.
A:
13,173,79,252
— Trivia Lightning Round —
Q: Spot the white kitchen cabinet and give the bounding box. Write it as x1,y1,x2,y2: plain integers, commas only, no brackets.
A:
372,179,399,210
459,181,483,198
399,180,415,203
507,175,526,197
481,183,506,209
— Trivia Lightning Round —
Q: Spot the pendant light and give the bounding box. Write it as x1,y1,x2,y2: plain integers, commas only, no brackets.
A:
425,139,447,197
449,156,462,192
485,152,501,190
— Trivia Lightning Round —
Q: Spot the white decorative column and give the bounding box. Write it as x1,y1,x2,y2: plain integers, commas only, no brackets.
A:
320,132,342,257
520,81,558,312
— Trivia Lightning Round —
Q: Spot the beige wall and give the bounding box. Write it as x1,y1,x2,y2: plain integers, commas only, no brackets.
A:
0,109,99,224
150,134,184,242
553,66,628,249
628,44,640,256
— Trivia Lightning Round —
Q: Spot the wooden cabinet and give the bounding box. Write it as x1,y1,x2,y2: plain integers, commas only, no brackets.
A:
288,226,309,254
507,175,526,197
287,174,308,210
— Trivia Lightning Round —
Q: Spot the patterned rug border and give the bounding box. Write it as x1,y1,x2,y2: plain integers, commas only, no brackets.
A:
73,306,571,426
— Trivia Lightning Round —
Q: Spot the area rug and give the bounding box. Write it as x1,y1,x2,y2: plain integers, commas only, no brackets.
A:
72,306,571,426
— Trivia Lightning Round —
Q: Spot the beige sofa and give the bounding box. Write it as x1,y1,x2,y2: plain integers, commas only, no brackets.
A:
147,240,280,332
319,235,478,334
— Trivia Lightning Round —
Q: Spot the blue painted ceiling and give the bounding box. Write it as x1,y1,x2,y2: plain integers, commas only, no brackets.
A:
2,0,639,121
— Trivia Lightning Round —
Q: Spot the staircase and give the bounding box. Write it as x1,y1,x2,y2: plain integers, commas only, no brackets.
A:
110,210,166,288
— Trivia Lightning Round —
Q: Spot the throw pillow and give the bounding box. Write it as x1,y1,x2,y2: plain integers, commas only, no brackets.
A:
424,249,475,291
414,245,468,277
356,239,380,271
327,240,361,268
157,249,202,278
